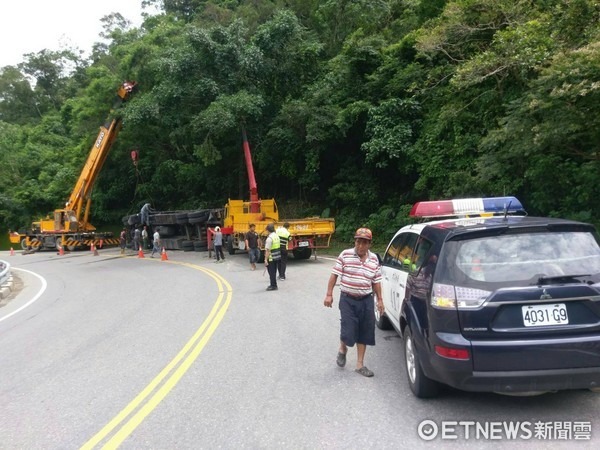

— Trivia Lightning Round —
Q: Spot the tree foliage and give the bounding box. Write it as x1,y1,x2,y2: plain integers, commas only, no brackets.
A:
2,0,600,244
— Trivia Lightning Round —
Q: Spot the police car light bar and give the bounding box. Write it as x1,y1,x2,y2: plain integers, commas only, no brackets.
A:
409,196,525,218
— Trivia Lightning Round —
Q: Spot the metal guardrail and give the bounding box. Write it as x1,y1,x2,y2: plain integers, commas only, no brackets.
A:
0,259,10,286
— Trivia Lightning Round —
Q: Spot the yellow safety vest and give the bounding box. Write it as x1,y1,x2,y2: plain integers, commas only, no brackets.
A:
276,227,291,250
268,233,281,261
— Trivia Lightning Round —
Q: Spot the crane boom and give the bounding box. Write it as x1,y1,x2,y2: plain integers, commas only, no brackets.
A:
63,81,137,231
241,126,260,213
8,81,138,251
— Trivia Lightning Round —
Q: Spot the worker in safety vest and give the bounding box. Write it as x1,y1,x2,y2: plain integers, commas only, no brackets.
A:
276,222,291,280
264,223,281,291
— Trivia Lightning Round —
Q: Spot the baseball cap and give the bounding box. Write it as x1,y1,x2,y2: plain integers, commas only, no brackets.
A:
354,227,372,241
215,226,220,231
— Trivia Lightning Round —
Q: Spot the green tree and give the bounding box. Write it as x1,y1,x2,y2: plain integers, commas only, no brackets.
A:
0,67,38,123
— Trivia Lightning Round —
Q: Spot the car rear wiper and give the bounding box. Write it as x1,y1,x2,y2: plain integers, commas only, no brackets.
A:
536,274,591,285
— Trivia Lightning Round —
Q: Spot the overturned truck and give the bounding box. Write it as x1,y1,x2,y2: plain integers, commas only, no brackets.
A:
123,206,224,251
124,200,335,259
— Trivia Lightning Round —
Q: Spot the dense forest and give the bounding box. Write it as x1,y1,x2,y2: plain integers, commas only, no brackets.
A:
1,0,599,245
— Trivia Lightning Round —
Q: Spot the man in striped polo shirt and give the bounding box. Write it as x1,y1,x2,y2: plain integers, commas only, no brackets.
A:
324,227,384,377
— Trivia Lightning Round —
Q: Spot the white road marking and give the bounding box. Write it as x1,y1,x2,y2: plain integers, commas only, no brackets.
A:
0,268,47,323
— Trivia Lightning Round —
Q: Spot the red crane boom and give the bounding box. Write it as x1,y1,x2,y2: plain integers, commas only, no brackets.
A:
241,127,260,213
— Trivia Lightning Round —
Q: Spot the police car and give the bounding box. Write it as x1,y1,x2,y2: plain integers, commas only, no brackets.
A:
377,197,600,398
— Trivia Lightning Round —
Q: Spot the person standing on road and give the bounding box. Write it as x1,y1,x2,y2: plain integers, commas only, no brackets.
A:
323,227,384,377
264,223,281,291
142,226,149,250
133,226,141,251
213,226,225,263
119,228,127,255
151,229,161,257
245,223,260,271
276,222,291,280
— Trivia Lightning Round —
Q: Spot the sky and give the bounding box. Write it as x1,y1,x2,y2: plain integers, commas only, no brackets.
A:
0,0,155,68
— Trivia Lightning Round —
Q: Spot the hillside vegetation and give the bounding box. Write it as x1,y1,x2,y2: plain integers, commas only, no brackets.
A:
1,0,599,245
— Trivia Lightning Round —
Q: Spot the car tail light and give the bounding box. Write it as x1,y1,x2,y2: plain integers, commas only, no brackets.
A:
435,345,470,360
455,286,490,309
431,283,491,309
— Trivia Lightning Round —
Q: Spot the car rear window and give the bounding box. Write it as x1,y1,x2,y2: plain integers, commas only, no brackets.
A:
436,231,600,286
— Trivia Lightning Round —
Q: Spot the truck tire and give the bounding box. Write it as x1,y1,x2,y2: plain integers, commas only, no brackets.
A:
293,248,312,260
20,238,28,250
227,236,236,255
128,214,141,225
193,241,207,252
188,209,210,224
29,238,40,252
65,238,77,251
175,213,189,224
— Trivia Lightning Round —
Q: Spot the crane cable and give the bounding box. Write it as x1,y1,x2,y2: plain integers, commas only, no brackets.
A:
128,160,156,215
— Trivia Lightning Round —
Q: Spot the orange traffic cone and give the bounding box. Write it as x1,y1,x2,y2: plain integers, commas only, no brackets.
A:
138,246,145,258
58,245,64,256
10,247,15,256
99,239,104,248
161,247,168,261
90,242,95,253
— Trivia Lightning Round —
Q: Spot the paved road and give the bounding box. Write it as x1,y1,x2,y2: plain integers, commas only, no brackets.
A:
0,249,599,449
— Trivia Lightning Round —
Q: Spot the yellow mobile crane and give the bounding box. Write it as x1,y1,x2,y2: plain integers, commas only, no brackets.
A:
9,81,138,251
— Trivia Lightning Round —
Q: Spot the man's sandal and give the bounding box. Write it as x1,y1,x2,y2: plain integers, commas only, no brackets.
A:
355,366,374,377
336,352,347,368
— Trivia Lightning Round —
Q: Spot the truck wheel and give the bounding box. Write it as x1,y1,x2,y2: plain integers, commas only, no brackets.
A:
128,214,141,225
293,248,312,260
65,238,77,251
175,213,189,224
20,238,28,250
227,236,236,255
29,238,40,252
188,209,210,224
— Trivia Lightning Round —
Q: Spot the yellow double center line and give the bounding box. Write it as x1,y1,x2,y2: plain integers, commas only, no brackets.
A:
81,261,233,449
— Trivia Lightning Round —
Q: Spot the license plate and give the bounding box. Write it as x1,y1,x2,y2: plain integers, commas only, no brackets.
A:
298,241,309,247
522,303,569,327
